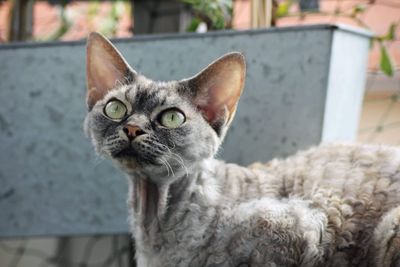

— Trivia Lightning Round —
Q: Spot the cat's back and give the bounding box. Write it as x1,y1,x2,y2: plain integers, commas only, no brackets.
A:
264,143,400,203
252,143,400,266
222,143,400,205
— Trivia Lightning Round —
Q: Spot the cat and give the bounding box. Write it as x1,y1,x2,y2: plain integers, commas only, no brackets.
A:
84,32,400,267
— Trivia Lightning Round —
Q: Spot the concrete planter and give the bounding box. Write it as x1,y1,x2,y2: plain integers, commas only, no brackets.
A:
0,24,371,237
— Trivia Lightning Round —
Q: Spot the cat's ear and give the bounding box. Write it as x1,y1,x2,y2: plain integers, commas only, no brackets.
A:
86,32,136,109
185,52,246,135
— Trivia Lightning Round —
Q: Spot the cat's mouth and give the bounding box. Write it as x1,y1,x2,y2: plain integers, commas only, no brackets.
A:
111,145,159,166
113,146,138,158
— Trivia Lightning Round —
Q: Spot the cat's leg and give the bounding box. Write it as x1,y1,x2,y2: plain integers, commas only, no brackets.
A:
372,206,400,267
225,198,330,267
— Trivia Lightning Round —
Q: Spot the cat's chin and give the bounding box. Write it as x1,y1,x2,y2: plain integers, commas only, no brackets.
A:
111,156,184,182
110,155,164,175
112,157,141,172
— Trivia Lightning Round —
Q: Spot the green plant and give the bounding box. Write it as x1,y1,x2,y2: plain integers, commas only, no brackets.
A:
374,23,398,77
38,0,130,41
182,0,233,31
99,0,128,37
41,4,72,41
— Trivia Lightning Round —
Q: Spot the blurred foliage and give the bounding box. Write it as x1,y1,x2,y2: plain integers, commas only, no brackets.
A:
274,0,398,76
276,0,293,17
41,4,72,41
350,3,367,18
380,44,394,76
375,23,398,76
99,0,129,36
186,17,203,32
3,0,398,75
37,0,130,41
182,0,397,75
182,0,233,31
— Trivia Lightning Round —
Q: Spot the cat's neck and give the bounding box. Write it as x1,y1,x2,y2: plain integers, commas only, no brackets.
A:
127,158,221,232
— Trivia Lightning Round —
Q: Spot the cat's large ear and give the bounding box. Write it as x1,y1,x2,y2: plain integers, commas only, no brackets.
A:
86,32,136,110
184,52,246,135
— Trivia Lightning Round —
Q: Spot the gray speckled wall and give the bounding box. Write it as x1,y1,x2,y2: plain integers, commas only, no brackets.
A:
0,25,371,237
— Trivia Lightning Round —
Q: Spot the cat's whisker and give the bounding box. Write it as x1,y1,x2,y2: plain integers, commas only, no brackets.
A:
148,140,169,154
149,139,188,177
160,156,174,177
106,134,121,141
159,157,170,177
165,158,175,177
163,153,188,178
155,142,173,154
167,152,189,178
90,154,105,166
115,79,124,88
159,143,186,168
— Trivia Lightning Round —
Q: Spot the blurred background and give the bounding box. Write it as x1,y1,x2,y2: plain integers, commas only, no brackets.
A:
0,0,399,266
0,0,399,143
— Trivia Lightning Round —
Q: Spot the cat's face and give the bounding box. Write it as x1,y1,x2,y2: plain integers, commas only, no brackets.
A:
85,78,224,178
84,33,246,181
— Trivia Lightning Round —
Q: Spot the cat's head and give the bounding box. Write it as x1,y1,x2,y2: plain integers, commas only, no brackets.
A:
84,32,246,180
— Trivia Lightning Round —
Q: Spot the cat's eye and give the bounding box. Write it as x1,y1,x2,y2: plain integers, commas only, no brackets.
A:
104,100,127,120
159,109,185,128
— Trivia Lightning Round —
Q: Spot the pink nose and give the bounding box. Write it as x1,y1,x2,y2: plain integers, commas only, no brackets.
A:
123,125,145,140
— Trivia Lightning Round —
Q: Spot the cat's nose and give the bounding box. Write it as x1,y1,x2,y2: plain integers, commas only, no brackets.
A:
123,125,145,140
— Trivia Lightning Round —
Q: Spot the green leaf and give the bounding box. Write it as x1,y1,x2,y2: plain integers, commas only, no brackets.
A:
351,4,367,17
379,43,394,77
377,23,398,41
386,23,397,41
277,0,292,17
182,0,231,30
186,18,201,32
88,0,100,17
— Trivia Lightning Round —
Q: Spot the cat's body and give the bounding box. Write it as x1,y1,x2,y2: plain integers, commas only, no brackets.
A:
84,33,400,266
130,144,400,267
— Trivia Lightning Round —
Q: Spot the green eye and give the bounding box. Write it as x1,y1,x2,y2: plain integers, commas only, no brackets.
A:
160,109,185,128
104,100,127,120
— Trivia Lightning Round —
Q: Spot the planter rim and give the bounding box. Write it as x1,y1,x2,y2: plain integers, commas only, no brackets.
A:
0,24,372,50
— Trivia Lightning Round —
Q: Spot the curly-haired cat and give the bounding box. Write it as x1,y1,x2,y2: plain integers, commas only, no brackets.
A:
84,32,400,267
